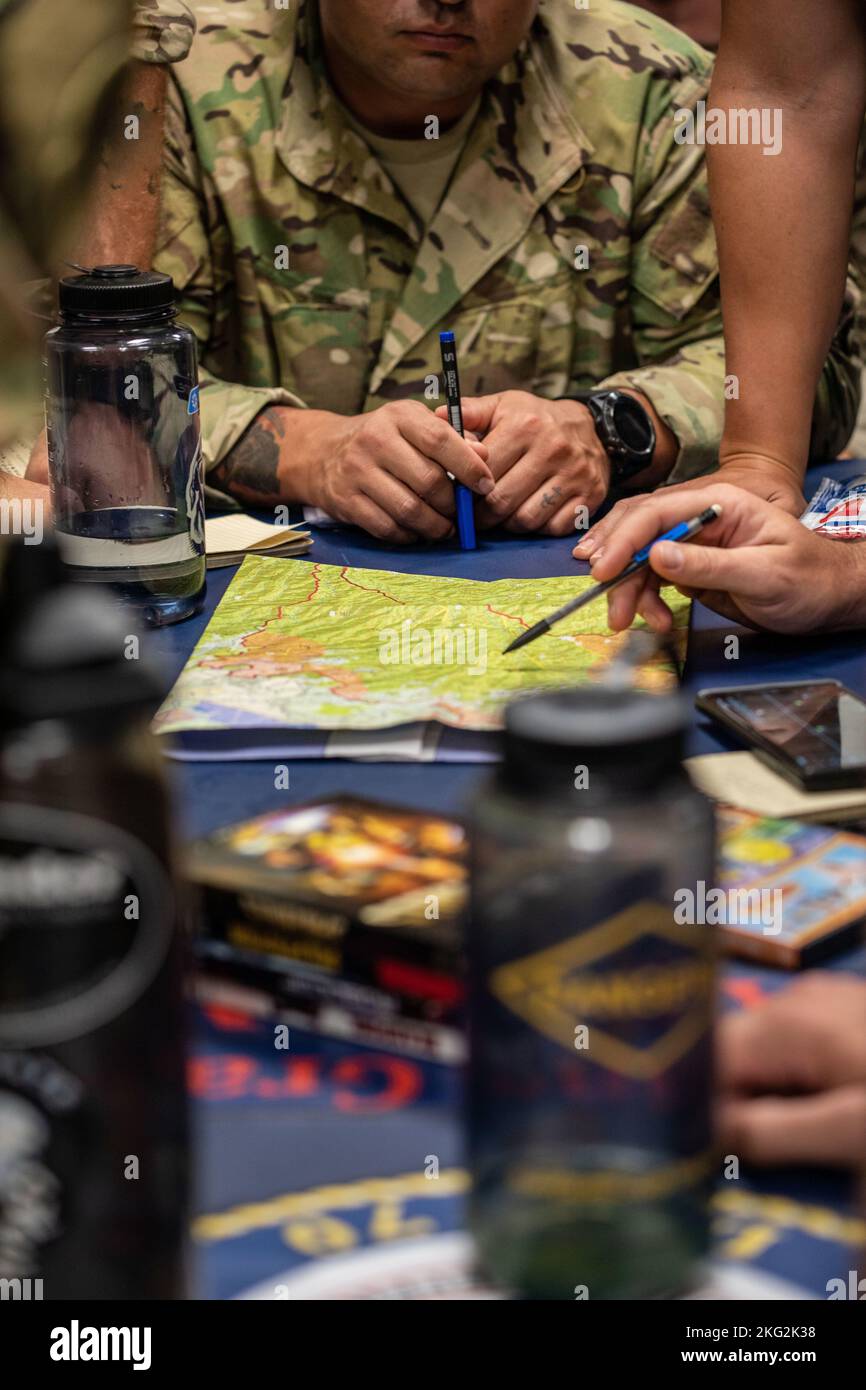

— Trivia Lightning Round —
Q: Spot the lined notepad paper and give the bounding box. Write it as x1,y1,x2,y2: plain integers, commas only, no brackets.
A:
204,514,312,568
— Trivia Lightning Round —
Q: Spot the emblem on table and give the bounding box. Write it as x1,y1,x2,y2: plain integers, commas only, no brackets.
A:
489,902,713,1079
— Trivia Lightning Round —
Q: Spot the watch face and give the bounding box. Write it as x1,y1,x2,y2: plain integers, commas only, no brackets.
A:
612,395,653,455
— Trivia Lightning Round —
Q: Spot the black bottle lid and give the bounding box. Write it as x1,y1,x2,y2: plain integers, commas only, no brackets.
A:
501,686,689,798
58,265,176,320
0,538,166,727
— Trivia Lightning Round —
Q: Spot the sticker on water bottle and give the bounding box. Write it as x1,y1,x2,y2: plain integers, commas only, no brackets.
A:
186,439,206,554
188,385,200,415
0,805,174,1047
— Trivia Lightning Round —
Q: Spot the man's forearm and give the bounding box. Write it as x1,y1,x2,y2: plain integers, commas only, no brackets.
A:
636,1,720,50
208,405,347,507
71,63,168,270
832,538,866,631
708,0,866,475
0,470,51,509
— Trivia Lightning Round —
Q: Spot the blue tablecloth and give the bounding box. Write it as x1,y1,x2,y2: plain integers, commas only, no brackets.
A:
150,459,866,1299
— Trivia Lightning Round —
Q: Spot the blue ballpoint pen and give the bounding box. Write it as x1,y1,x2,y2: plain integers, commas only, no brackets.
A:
439,330,476,550
502,504,722,654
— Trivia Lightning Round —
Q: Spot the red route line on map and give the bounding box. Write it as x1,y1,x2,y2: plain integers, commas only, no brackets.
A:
236,564,322,650
485,602,528,630
485,600,600,649
287,562,322,608
338,566,408,604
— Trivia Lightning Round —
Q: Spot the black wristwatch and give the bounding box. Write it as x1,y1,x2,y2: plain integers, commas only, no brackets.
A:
566,389,656,486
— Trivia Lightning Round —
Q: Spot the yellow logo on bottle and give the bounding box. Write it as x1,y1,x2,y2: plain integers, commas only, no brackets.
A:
489,902,714,1080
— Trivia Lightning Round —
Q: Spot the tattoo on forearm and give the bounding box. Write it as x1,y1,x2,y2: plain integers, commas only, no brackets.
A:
211,407,284,500
541,486,563,509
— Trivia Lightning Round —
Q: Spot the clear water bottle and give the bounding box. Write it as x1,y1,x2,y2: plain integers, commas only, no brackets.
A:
468,687,716,1300
45,264,206,627
0,539,188,1298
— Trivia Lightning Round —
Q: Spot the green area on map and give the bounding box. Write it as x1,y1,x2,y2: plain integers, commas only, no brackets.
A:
155,556,690,734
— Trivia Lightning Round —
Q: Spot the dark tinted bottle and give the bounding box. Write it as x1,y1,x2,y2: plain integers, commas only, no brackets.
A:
468,687,716,1299
0,541,188,1298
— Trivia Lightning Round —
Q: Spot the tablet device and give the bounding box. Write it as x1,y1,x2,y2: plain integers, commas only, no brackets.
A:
696,679,866,792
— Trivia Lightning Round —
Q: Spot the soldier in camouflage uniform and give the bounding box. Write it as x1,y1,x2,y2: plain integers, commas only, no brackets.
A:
154,0,857,542
0,0,195,486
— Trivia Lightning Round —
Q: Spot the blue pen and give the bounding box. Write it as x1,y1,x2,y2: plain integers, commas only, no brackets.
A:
502,504,722,653
438,330,476,549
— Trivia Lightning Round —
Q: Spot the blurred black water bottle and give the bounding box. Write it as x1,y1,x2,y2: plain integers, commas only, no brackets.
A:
0,540,188,1298
468,688,716,1300
45,264,205,627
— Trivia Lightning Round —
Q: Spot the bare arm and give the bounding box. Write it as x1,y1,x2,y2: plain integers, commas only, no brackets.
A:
709,0,866,485
26,63,173,484
637,1,721,50
70,62,169,270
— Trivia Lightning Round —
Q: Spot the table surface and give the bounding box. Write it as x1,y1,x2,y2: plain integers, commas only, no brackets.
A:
150,460,866,1299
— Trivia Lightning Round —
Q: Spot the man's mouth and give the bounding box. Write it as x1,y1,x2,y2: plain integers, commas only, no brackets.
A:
400,30,473,52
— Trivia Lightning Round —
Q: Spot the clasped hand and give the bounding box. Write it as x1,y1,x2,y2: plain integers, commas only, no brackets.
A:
314,393,610,543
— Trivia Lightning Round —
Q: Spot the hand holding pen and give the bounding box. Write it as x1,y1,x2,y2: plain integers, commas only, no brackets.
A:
504,505,722,653
579,483,835,638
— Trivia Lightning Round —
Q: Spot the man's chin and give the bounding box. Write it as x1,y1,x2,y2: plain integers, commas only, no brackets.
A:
386,71,482,106
383,44,484,94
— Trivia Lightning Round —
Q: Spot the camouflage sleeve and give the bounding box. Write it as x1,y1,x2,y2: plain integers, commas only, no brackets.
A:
154,78,306,476
805,104,862,461
809,276,862,460
831,127,866,457
130,1,196,64
597,69,726,482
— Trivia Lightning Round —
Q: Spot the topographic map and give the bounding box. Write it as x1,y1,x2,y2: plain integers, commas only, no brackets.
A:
155,557,690,736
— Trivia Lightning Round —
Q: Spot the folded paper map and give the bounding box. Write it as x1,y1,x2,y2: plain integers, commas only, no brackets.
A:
154,557,690,754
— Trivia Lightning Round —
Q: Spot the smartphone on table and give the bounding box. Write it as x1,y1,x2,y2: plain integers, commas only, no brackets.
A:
696,679,866,792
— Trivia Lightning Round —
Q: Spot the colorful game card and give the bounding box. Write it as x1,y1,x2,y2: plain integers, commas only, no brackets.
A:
717,808,866,966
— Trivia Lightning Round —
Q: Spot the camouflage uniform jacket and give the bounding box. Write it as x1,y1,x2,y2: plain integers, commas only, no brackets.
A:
155,0,858,482
131,0,196,63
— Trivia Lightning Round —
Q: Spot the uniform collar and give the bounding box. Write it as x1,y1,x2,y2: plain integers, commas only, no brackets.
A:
277,0,420,242
374,29,594,384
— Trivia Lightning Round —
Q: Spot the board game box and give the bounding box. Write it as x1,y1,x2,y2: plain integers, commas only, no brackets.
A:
187,795,468,1022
